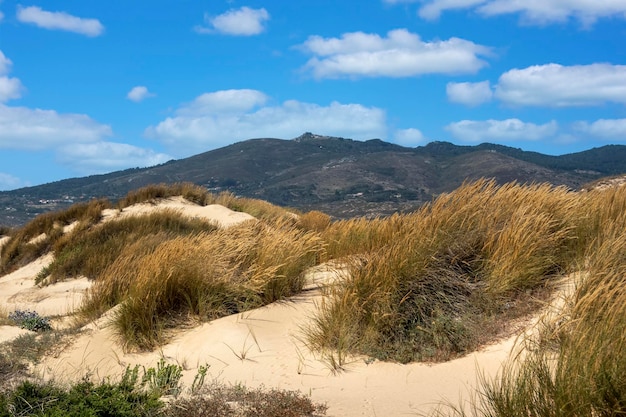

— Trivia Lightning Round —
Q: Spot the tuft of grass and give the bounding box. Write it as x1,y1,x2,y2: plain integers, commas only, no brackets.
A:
0,199,110,275
429,184,626,417
117,183,211,209
308,180,580,363
41,209,217,284
297,210,332,233
82,219,324,351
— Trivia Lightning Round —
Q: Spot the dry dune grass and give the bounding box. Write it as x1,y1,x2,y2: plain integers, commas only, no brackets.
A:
2,180,626,416
307,180,582,363
0,198,110,274
431,184,626,416
81,218,324,351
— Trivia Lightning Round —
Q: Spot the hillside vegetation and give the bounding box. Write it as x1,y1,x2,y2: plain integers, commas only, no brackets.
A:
5,135,626,227
1,180,626,415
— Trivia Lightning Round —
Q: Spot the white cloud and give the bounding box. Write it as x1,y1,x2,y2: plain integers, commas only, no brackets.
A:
0,11,4,22
418,0,486,20
0,172,25,191
178,89,268,115
0,104,112,150
58,142,172,175
16,6,104,37
446,118,559,142
416,0,626,26
495,63,626,107
447,80,493,106
127,86,155,102
195,7,269,36
0,77,22,102
145,89,387,153
393,128,427,147
0,50,23,102
0,50,12,75
298,29,491,79
573,119,626,139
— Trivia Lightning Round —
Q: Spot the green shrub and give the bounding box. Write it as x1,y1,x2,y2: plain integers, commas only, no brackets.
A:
141,358,183,397
1,377,163,417
8,310,52,332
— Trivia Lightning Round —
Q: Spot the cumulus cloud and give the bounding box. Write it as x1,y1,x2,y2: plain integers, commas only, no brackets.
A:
495,63,626,107
0,51,24,102
0,104,112,150
447,80,493,106
573,119,626,139
0,76,23,102
298,29,491,79
446,118,559,143
418,0,486,20
0,172,25,191
145,89,387,154
416,0,626,26
58,142,172,175
127,86,155,102
394,128,427,147
195,7,269,36
16,6,104,37
0,51,12,75
178,89,268,115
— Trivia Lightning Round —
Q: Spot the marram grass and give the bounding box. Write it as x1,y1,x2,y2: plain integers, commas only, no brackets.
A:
306,180,581,363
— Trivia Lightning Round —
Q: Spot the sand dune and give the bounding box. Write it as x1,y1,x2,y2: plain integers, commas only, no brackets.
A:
38,262,519,416
0,198,550,416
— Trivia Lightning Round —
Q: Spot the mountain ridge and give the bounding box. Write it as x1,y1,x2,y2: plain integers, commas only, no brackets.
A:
1,133,624,226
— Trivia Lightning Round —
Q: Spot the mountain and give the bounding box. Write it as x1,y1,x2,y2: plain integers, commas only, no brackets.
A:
1,132,624,226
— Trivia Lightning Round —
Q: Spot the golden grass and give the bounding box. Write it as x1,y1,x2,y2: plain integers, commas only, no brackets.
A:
5,177,626,417
0,199,111,274
429,184,626,416
306,180,581,362
82,218,324,351
39,209,218,285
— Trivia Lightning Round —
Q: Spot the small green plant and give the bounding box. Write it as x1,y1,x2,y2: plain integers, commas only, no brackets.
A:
141,358,183,397
190,363,209,394
8,309,52,332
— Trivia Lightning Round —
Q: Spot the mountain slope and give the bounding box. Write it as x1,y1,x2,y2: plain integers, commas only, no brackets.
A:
0,133,622,226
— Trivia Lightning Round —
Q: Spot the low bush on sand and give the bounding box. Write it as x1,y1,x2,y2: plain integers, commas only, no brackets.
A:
0,364,327,417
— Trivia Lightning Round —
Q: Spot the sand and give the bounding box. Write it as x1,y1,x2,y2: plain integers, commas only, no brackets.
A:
101,196,256,228
37,262,518,416
0,197,544,416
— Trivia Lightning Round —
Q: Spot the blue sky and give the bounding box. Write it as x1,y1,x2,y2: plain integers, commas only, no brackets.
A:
1,0,626,190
